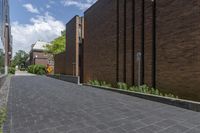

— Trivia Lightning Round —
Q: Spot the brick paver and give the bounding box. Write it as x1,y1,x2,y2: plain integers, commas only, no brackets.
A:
4,76,200,133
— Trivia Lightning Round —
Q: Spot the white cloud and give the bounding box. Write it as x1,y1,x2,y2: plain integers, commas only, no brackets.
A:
11,13,65,54
23,3,40,14
62,0,97,10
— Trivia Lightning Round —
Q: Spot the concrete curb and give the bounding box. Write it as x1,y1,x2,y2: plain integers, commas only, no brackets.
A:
84,84,200,112
46,74,80,84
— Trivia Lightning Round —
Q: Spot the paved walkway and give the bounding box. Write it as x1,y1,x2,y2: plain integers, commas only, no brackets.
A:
15,70,35,76
4,76,200,133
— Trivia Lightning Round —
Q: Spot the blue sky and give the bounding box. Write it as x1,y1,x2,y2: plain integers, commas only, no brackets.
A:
10,0,96,54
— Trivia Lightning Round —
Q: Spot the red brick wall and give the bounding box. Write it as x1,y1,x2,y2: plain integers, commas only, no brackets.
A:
156,0,200,101
30,51,50,66
83,0,200,101
65,16,77,76
65,16,84,76
84,0,118,84
144,0,153,86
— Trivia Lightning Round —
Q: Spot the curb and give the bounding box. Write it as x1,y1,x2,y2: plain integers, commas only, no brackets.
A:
84,84,200,112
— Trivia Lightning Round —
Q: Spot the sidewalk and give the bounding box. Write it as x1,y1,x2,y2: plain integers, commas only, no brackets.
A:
3,76,200,133
15,70,35,76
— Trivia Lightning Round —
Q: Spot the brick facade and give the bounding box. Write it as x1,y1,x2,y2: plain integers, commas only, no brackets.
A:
30,50,53,66
83,0,200,101
54,52,66,74
84,0,117,84
54,16,84,77
156,0,200,101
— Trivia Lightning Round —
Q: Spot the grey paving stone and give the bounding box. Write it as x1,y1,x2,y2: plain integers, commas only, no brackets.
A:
158,124,189,133
4,76,200,133
185,128,200,133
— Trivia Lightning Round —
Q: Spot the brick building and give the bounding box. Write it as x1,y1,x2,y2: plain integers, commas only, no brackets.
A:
83,0,200,101
54,16,84,79
0,0,12,74
29,41,54,66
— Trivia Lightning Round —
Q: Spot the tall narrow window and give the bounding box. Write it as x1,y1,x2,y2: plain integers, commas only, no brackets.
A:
116,0,119,82
132,0,135,85
141,0,145,85
124,0,127,82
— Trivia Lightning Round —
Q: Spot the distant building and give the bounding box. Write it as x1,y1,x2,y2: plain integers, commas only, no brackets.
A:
0,0,12,74
29,41,54,67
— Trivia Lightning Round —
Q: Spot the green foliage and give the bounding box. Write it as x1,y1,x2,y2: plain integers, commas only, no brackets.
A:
11,50,29,68
19,68,26,71
8,67,16,74
28,65,46,75
117,82,128,90
88,80,112,88
44,31,65,55
100,81,112,88
88,80,178,99
0,107,7,133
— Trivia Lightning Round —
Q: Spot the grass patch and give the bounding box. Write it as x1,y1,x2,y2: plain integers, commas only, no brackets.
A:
0,107,7,133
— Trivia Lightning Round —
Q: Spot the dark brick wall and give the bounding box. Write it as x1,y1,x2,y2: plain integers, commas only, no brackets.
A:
144,0,153,86
65,16,84,76
54,52,66,74
30,51,50,66
84,0,118,84
156,0,200,101
65,16,77,76
83,0,200,101
134,0,142,85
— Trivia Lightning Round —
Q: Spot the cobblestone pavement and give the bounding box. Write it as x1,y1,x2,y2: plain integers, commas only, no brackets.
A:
3,76,200,133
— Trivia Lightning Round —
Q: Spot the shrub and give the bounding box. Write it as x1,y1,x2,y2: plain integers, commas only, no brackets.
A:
19,68,26,71
88,80,112,88
27,65,46,75
100,81,112,88
88,79,178,99
8,67,16,74
27,65,34,73
117,82,128,90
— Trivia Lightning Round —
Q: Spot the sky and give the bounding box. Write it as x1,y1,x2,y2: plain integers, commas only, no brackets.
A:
10,0,97,54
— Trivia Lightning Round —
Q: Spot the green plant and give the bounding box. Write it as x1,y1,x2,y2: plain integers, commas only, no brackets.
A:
100,81,112,88
0,107,7,133
27,65,46,75
8,67,16,74
88,80,112,88
117,82,128,90
88,79,178,99
129,85,178,99
19,68,26,71
27,65,34,73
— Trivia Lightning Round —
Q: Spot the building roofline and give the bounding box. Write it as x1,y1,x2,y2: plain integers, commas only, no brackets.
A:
65,15,80,26
84,0,99,15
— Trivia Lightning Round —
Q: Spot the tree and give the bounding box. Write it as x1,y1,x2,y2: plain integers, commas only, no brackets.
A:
44,31,65,55
11,50,29,68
